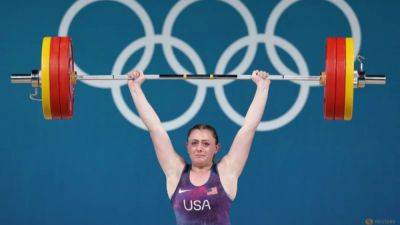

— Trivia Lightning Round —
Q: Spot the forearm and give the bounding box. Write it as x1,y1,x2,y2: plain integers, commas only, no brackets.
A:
242,84,269,130
222,71,270,178
129,85,163,132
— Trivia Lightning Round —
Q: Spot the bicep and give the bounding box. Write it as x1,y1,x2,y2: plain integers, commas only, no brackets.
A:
223,127,256,177
149,129,185,177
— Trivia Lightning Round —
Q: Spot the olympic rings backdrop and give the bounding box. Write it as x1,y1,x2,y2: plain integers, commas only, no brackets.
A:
1,0,399,225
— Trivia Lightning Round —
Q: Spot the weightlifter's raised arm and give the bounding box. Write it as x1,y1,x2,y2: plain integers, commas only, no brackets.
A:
127,71,185,178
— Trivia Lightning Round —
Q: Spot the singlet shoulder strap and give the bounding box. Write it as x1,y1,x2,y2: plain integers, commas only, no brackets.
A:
211,163,217,173
212,161,222,174
212,161,234,202
170,162,190,202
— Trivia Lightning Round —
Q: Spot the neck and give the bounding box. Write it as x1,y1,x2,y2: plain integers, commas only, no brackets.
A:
191,163,213,173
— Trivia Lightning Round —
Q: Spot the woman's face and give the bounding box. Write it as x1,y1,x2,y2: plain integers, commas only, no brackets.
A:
186,129,220,167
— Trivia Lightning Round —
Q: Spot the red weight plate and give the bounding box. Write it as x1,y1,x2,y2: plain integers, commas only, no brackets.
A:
67,38,75,119
59,37,75,119
324,38,337,120
335,38,346,120
49,37,61,119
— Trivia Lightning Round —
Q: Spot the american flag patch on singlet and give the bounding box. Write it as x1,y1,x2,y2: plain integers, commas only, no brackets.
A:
207,186,218,195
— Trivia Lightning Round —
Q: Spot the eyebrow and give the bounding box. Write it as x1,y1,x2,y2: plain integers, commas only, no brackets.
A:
188,139,211,142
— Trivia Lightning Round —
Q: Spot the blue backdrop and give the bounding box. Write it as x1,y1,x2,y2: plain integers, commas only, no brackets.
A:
1,0,399,225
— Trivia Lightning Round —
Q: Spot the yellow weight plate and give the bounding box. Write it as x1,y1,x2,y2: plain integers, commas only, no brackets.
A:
344,38,354,120
41,37,52,120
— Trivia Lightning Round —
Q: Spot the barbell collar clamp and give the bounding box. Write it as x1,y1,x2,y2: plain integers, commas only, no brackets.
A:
11,70,40,87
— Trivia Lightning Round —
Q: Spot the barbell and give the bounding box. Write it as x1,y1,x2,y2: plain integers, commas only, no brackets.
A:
10,36,386,121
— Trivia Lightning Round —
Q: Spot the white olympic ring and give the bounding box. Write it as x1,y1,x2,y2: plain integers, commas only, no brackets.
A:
59,0,156,89
112,35,207,131
58,0,361,131
162,0,258,87
264,0,361,87
215,34,310,131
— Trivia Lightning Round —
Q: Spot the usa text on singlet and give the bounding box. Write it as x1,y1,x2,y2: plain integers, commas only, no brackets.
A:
171,163,233,225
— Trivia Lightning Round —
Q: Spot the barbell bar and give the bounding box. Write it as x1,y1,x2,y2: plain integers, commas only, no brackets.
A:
10,36,386,121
